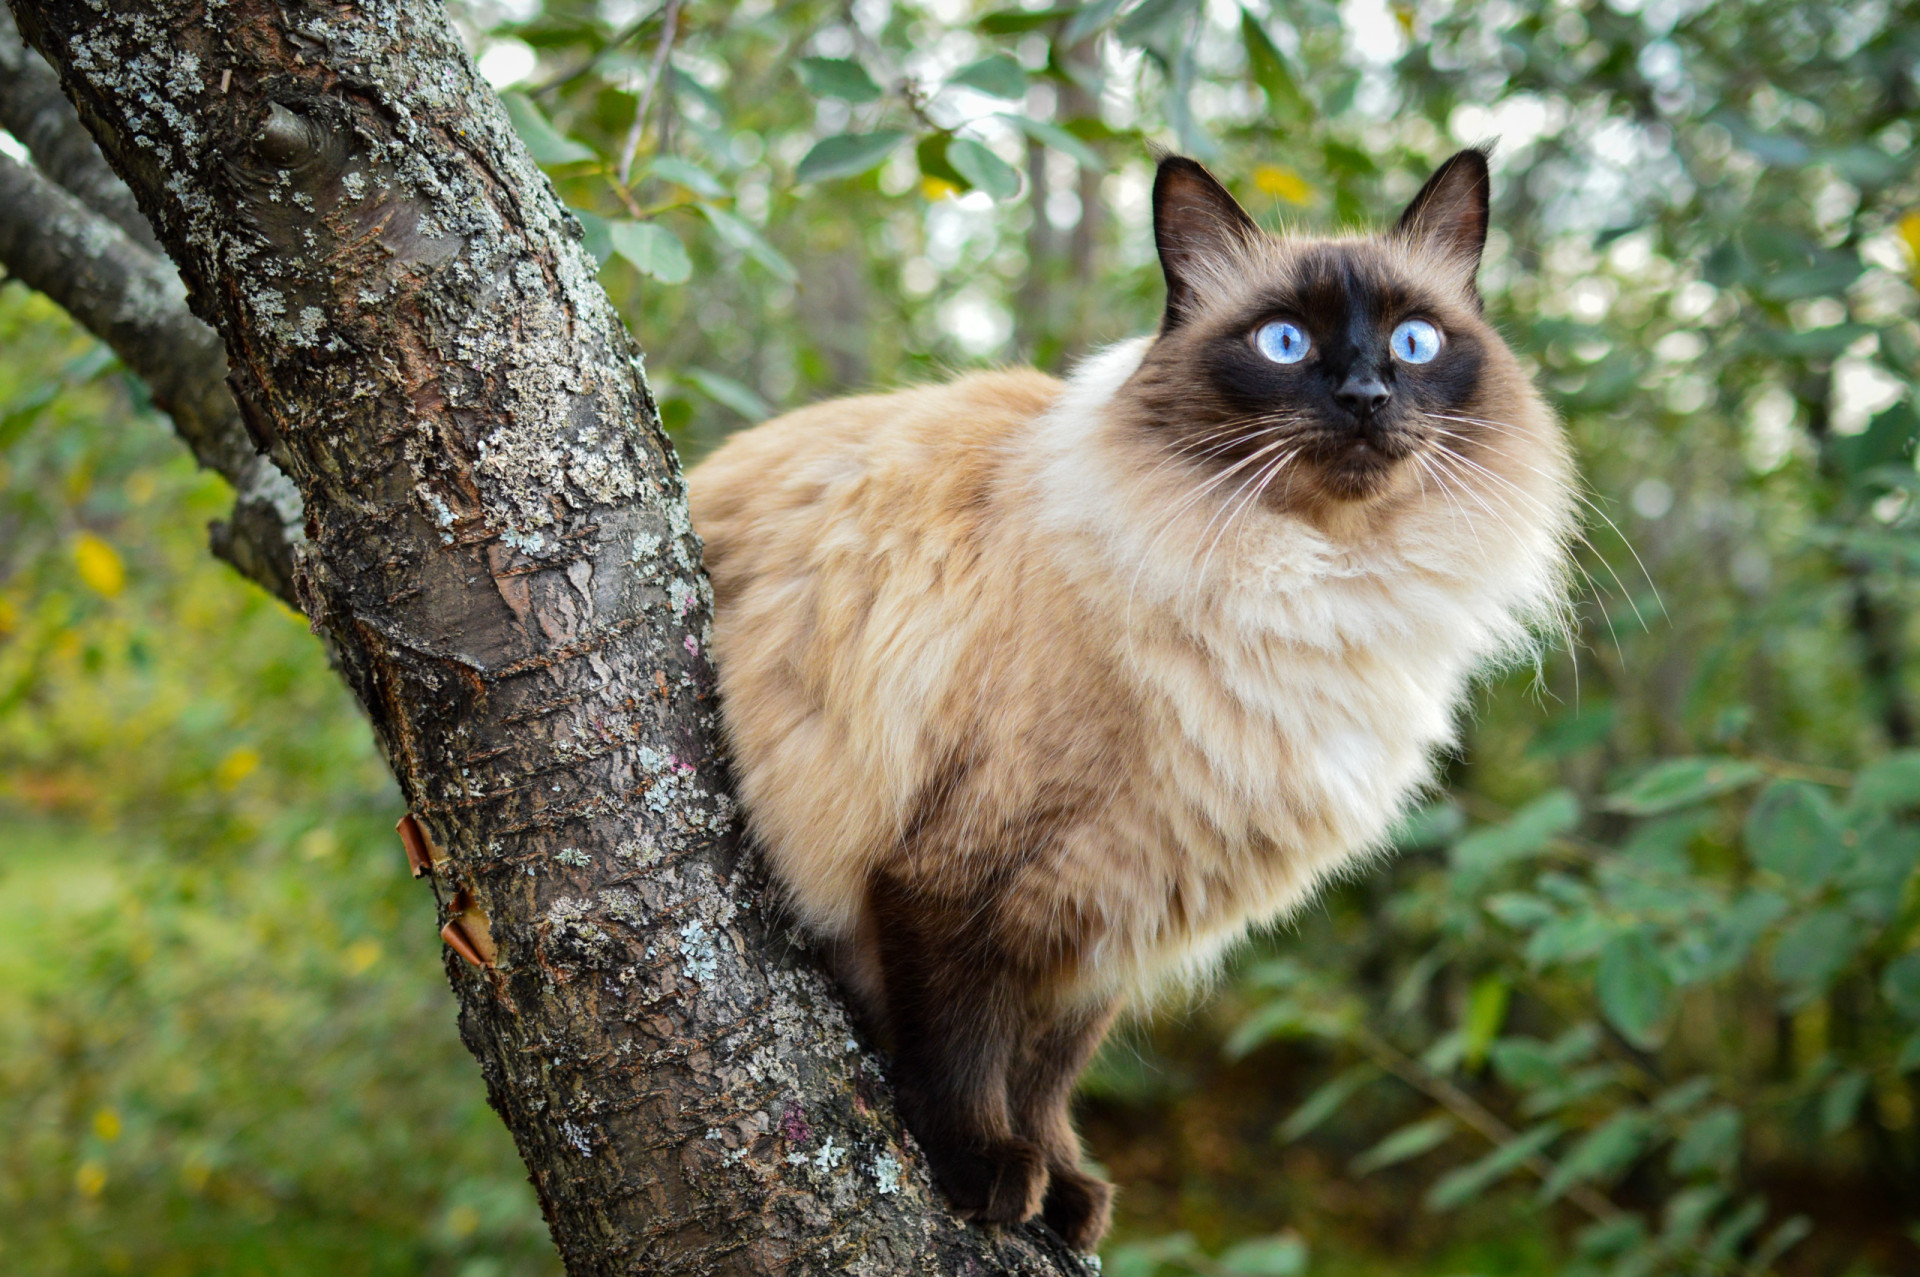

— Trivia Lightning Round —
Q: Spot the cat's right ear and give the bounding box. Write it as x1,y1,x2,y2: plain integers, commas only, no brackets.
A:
1392,147,1491,274
1153,156,1260,331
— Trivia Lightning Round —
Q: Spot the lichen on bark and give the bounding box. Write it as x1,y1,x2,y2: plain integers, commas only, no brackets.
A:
6,0,1094,1271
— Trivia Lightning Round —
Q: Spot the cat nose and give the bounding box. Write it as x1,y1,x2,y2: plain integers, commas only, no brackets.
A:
1336,372,1391,418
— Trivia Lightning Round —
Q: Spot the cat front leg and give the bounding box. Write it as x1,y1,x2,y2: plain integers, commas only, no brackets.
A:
867,872,1051,1225
1011,997,1121,1250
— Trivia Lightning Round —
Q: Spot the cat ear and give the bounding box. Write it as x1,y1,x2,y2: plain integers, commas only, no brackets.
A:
1154,156,1260,330
1392,147,1491,279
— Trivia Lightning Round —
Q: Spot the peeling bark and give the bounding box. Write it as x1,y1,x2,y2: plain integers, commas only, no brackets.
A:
5,1,1095,1272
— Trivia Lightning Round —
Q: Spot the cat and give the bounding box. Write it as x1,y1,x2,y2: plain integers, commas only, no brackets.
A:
686,147,1575,1250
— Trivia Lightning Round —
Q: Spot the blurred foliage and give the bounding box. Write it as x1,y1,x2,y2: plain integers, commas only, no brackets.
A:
0,291,559,1275
4,0,1920,1271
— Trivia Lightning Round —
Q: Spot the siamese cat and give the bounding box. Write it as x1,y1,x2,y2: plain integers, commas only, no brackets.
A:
688,147,1574,1250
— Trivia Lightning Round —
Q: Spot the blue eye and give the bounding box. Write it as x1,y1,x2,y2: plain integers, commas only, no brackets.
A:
1391,319,1442,364
1255,321,1310,364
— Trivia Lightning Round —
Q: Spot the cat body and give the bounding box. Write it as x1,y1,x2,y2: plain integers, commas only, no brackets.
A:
687,150,1574,1249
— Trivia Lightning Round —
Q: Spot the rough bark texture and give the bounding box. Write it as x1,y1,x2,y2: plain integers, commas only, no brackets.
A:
3,1,1095,1273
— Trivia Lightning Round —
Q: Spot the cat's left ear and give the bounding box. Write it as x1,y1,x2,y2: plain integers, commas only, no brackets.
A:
1154,156,1261,331
1392,147,1491,289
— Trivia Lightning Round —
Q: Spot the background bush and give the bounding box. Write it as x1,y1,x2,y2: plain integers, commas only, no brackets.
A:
2,0,1916,1272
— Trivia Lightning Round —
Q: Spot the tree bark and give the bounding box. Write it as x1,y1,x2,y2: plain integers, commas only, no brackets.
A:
2,2,1094,1273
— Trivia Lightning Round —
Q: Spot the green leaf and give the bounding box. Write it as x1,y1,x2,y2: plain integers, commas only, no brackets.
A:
1597,930,1670,1047
1660,1185,1726,1250
914,132,970,190
796,130,909,183
1702,1197,1768,1262
794,56,883,103
1239,11,1311,118
1602,757,1764,816
997,113,1107,171
1768,906,1858,999
1748,1216,1812,1274
1219,1233,1308,1276
1745,780,1842,887
1389,799,1466,851
1485,892,1556,930
1063,0,1130,43
500,91,597,165
643,155,726,198
1537,1110,1651,1202
1820,1069,1869,1135
1275,1064,1376,1142
1525,908,1612,966
1651,1076,1714,1117
1759,253,1862,301
679,367,772,421
1461,975,1510,1070
1101,1232,1205,1277
1882,951,1920,1021
978,6,1079,35
697,206,797,283
1898,1029,1920,1072
1838,822,1920,923
945,138,1021,200
1223,998,1306,1058
1490,1037,1563,1091
1351,1115,1454,1175
1694,888,1789,979
1449,790,1579,875
1527,701,1617,760
1426,1123,1559,1211
1669,1105,1741,1175
606,220,691,283
1115,0,1194,44
946,54,1027,100
1850,751,1920,814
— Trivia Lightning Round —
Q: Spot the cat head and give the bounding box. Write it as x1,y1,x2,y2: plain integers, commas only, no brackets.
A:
1119,148,1552,512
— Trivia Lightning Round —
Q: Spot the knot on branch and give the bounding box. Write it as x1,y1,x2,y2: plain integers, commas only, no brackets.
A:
252,101,323,170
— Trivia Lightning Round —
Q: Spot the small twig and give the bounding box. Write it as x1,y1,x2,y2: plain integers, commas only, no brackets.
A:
529,6,662,100
617,0,682,185
1745,753,1853,788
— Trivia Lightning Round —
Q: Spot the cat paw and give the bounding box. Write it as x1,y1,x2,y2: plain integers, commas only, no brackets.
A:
1041,1165,1113,1252
936,1138,1051,1225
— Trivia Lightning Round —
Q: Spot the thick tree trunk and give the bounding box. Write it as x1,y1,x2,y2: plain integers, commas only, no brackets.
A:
1,3,1092,1273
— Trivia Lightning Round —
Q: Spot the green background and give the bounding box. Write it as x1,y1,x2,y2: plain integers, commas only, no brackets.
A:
2,0,1917,1272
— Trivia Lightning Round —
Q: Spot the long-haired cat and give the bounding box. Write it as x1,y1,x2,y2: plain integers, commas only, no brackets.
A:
688,148,1574,1250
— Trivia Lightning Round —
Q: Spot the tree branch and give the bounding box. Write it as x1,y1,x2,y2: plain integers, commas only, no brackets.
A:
6,0,1091,1270
0,7,158,252
0,151,303,603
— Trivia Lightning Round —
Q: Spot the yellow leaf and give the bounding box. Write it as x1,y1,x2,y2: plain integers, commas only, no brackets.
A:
214,746,261,790
920,176,960,201
1393,4,1415,35
123,472,158,505
0,594,16,638
76,1160,106,1198
344,939,382,975
1899,211,1920,282
93,1109,122,1142
73,533,125,598
1253,164,1315,206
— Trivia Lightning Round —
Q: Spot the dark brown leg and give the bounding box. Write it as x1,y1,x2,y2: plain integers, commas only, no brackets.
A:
1010,998,1120,1251
868,873,1051,1225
